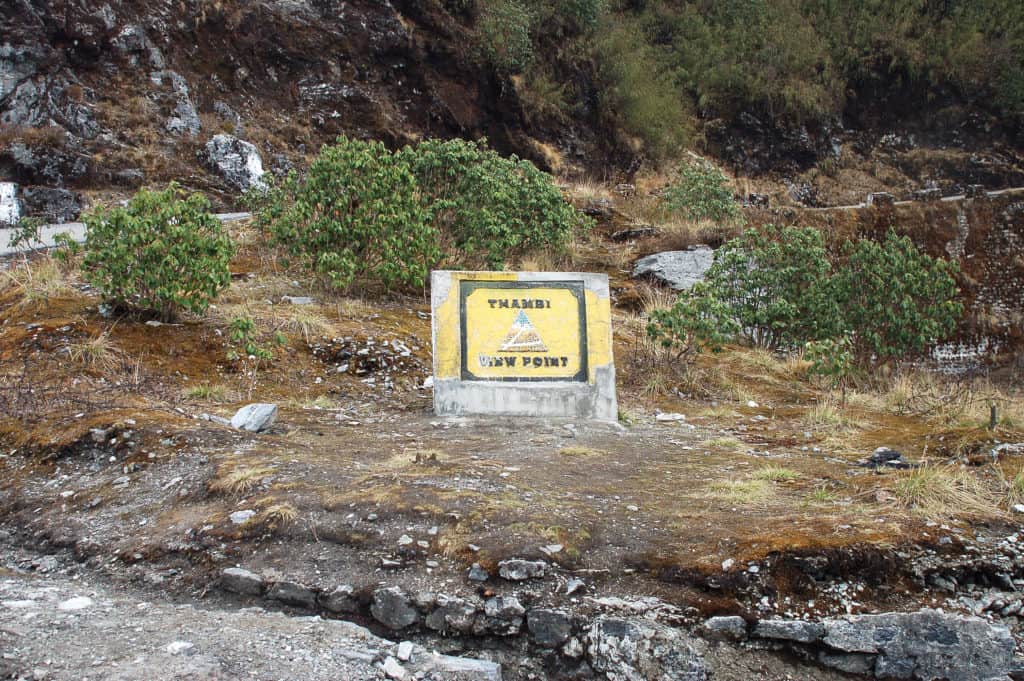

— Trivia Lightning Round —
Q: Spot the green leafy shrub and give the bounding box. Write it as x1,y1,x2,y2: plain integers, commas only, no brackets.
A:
401,138,588,268
805,335,854,405
834,231,962,364
255,137,588,287
701,225,841,349
255,137,438,292
646,282,739,364
662,158,743,225
81,184,234,321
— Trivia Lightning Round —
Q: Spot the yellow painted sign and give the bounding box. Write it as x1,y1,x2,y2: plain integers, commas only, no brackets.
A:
460,281,587,381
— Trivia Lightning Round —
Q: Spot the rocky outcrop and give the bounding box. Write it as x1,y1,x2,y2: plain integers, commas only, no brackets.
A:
0,182,19,225
747,610,1016,681
19,186,83,222
586,617,708,681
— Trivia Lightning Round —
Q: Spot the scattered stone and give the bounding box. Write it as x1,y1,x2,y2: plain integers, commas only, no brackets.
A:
478,596,526,636
860,446,912,470
867,192,896,207
467,563,489,582
281,296,314,305
586,617,708,681
540,544,563,556
1013,504,1024,515
754,619,824,644
721,558,735,571
580,197,613,218
200,134,266,192
320,585,359,614
702,616,748,641
425,594,478,634
165,641,194,656
611,226,659,242
379,558,402,569
229,510,255,525
632,247,714,291
230,403,278,432
528,609,573,648
371,587,418,631
396,641,414,662
746,400,759,408
822,610,1015,680
221,567,264,596
498,559,547,581
626,505,639,512
57,596,94,611
382,656,406,680
267,581,317,609
655,412,686,422
566,578,586,595
397,534,414,546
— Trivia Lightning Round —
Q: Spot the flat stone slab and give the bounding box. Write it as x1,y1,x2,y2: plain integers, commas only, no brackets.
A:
632,247,714,291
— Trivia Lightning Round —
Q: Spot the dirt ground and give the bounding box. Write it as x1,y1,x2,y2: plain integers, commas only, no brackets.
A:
1,219,1024,679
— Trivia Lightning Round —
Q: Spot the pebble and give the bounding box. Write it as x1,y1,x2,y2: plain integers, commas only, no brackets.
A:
57,596,94,611
626,505,639,512
396,641,414,662
165,641,194,655
230,510,255,524
722,558,735,571
382,656,406,680
397,535,413,546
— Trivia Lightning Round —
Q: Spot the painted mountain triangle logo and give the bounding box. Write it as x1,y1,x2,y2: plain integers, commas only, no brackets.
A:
499,310,548,352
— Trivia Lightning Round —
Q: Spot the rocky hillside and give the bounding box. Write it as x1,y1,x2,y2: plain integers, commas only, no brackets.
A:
4,0,1024,220
0,0,617,216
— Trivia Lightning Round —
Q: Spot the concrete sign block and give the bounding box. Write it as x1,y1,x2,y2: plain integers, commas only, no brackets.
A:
431,270,617,420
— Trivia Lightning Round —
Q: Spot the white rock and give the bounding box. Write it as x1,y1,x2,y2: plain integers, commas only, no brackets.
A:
422,376,434,389
655,413,686,422
382,656,406,680
396,641,414,662
57,596,94,611
747,400,759,408
722,558,735,571
1013,504,1024,514
0,182,20,226
230,510,255,524
397,534,414,546
230,403,278,432
165,641,194,655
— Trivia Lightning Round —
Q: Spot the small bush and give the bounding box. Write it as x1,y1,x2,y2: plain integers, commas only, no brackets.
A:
81,184,234,321
662,158,743,226
646,281,739,364
701,225,841,349
255,137,588,286
834,231,962,364
401,138,588,268
255,137,437,292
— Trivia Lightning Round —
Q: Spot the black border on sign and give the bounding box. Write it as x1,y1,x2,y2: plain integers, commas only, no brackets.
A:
459,280,589,382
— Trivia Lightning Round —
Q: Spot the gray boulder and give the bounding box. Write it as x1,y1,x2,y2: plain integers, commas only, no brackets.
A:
221,567,264,596
319,585,359,614
586,617,708,681
267,581,317,609
497,559,547,581
822,610,1015,680
20,186,82,223
201,134,266,192
527,609,573,648
230,404,278,433
632,247,714,291
425,594,478,634
155,71,200,137
475,596,525,636
0,182,19,226
9,141,89,186
371,587,418,631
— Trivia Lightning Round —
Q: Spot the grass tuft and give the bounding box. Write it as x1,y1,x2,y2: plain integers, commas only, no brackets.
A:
753,466,801,482
209,464,275,496
891,465,1001,519
708,478,773,504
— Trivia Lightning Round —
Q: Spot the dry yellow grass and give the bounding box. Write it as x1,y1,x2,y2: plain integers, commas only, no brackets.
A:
891,465,1002,520
209,464,275,496
708,478,774,504
68,329,124,372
